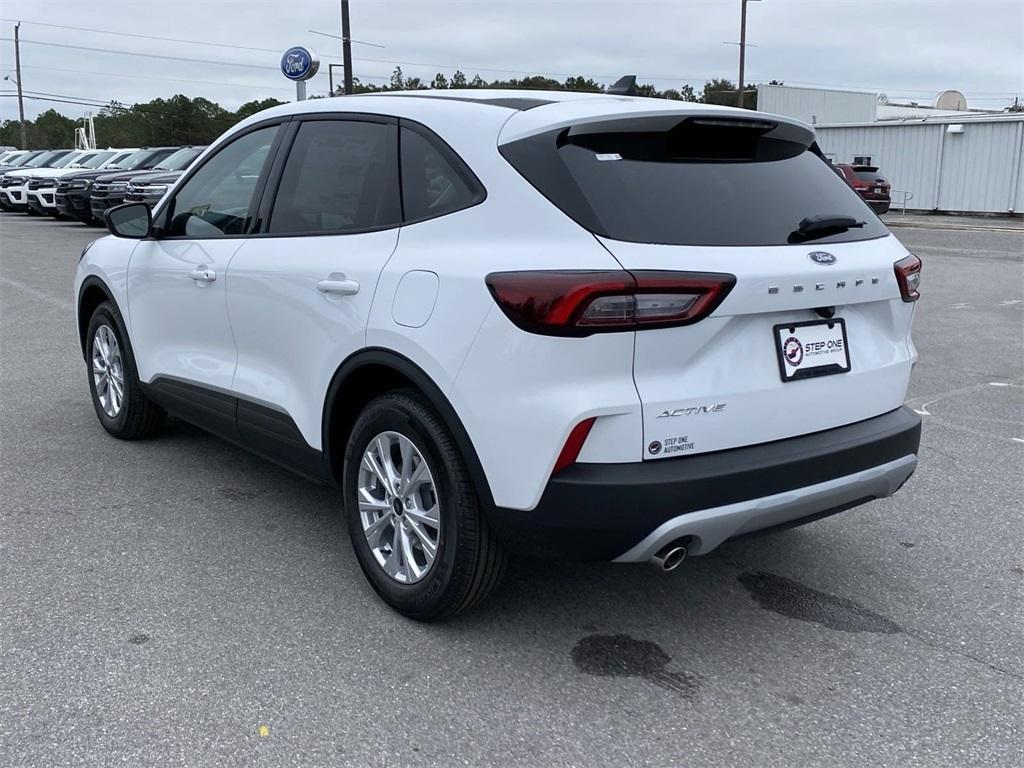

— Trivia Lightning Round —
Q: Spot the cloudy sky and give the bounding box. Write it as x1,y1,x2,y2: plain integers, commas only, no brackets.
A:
1,0,1021,121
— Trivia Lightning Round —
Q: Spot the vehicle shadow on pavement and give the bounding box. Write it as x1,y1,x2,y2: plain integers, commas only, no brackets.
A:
149,416,905,653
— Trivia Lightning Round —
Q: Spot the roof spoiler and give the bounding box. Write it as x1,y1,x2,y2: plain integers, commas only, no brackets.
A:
608,75,638,97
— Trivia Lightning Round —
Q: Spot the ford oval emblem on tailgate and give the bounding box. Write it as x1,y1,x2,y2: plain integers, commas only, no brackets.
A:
808,251,837,265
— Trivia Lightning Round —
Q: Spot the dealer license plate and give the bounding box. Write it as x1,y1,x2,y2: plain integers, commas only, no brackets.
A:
774,319,851,382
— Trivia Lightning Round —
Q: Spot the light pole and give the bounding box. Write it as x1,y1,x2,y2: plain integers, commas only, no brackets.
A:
737,0,761,109
13,22,26,148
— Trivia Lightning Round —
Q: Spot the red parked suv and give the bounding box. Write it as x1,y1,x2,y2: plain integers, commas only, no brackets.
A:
833,164,891,214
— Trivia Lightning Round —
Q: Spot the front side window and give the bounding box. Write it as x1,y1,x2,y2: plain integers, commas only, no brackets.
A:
268,119,400,235
161,125,278,238
400,125,483,222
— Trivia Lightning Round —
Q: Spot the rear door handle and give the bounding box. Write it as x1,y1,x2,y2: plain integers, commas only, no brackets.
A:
317,277,360,296
189,266,217,283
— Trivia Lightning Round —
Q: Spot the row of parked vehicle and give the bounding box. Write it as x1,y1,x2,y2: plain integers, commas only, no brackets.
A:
0,145,205,224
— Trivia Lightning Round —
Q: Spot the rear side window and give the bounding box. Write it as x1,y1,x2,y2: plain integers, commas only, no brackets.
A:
400,125,483,222
501,119,888,247
268,119,400,235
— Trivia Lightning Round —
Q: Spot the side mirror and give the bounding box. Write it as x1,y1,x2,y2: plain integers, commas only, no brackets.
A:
105,202,151,239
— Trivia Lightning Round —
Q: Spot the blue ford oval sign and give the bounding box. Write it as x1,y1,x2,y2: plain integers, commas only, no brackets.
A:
281,46,319,81
808,251,837,266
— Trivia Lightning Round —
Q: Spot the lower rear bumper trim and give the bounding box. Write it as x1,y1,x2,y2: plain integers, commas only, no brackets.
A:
487,406,921,560
613,454,916,561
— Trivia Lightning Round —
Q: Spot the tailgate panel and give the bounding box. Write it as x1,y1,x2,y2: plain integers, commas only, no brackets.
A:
597,234,917,459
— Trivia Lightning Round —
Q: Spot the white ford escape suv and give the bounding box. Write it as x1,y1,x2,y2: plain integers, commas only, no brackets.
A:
75,90,922,619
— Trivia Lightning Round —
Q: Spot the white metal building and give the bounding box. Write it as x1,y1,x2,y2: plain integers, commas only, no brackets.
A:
815,114,1024,215
756,84,878,125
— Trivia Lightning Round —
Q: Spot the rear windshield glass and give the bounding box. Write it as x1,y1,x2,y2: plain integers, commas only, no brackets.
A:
853,168,885,183
501,121,887,247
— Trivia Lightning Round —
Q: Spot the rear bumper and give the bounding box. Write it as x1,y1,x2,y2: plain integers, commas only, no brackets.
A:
488,406,921,560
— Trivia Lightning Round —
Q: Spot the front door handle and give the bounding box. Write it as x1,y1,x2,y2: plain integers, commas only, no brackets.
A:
317,276,360,296
189,266,217,283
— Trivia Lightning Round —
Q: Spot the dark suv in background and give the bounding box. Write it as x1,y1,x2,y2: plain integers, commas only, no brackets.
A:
56,147,175,223
88,147,179,222
833,163,891,214
123,146,206,208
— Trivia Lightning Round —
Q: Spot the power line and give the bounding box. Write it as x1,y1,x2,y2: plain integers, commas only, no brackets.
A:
0,31,1016,104
3,18,1018,99
7,39,282,72
20,64,295,94
0,90,259,121
0,18,287,56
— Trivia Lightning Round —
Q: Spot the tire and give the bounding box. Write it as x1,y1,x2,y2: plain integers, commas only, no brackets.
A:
343,390,506,620
85,300,166,439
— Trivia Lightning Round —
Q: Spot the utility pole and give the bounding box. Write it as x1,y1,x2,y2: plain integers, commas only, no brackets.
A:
14,22,27,148
737,0,761,109
340,0,354,94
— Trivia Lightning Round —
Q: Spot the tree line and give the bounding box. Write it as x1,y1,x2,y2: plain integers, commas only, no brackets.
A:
1,70,757,149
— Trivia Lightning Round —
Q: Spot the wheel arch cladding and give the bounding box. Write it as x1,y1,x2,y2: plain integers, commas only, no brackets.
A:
77,277,116,359
322,348,495,508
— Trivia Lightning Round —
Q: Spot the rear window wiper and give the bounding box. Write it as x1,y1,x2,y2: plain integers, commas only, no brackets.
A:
788,214,866,243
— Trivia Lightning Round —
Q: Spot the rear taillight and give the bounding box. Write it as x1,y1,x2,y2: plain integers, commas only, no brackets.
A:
894,254,922,302
485,270,735,336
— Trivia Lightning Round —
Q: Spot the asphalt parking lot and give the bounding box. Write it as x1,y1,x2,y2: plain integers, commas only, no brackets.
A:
1,214,1021,767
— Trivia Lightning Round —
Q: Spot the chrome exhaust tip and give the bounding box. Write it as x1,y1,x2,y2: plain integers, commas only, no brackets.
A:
650,543,687,572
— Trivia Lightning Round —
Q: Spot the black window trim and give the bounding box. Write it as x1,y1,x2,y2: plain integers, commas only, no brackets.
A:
151,117,291,241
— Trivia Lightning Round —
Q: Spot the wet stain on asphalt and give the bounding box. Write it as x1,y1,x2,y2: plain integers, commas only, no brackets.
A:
738,571,901,634
128,634,150,645
571,634,699,698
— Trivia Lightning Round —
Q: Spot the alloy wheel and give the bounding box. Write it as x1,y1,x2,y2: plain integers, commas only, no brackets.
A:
357,431,441,584
91,324,125,418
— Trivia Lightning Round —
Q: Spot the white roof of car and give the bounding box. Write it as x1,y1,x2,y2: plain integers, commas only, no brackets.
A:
240,89,811,145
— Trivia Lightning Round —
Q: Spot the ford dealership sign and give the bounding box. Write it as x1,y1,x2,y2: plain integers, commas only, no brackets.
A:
280,46,319,81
